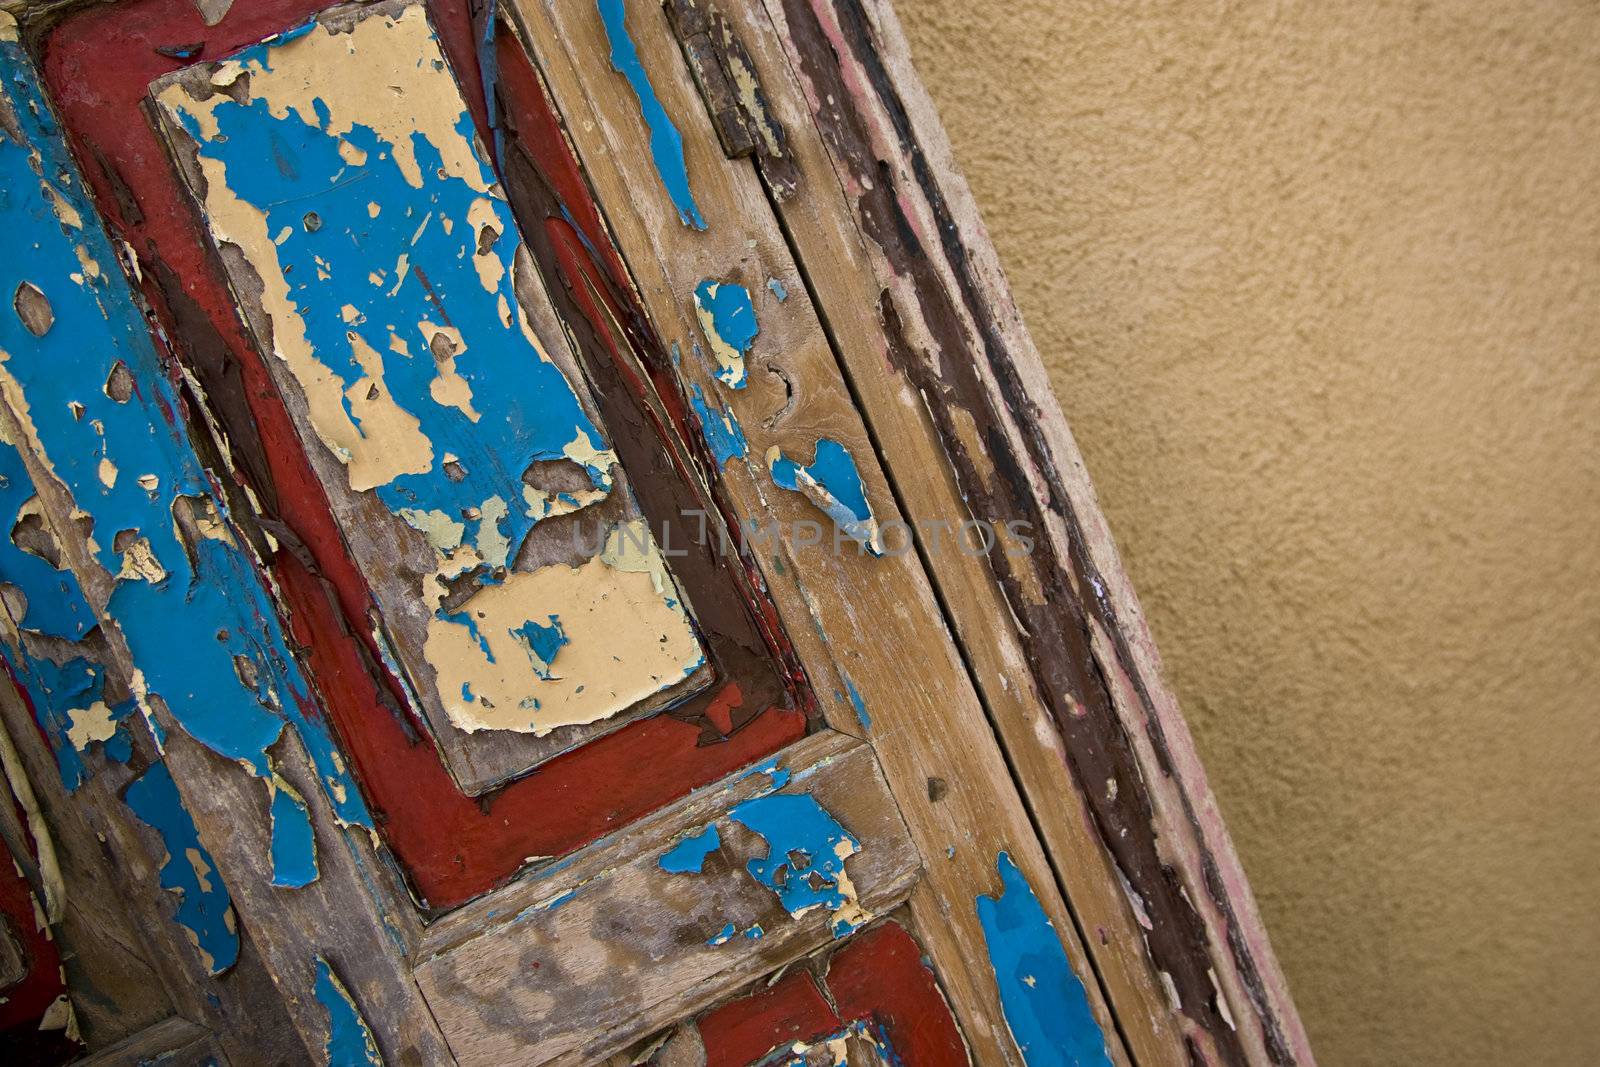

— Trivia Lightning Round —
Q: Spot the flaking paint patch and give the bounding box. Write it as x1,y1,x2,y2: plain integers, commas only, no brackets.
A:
767,439,883,554
424,542,702,734
774,1019,896,1067
123,761,240,976
0,38,369,887
65,699,117,750
842,674,871,733
688,383,748,469
976,851,1112,1067
0,441,94,643
313,956,383,1067
659,824,721,874
694,280,758,389
597,0,707,230
268,775,318,889
155,7,703,738
728,791,870,938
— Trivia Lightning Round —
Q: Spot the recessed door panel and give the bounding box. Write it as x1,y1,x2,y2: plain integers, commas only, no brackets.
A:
150,3,708,796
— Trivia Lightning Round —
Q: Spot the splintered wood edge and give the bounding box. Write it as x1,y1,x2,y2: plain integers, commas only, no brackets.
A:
751,0,1312,1062
711,1,1198,1063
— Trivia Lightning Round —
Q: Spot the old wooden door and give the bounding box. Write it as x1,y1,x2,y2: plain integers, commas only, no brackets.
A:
0,0,1311,1064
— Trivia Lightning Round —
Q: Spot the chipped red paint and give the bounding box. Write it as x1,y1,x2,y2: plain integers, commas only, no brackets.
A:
828,919,972,1067
699,967,841,1067
40,0,803,910
696,920,971,1066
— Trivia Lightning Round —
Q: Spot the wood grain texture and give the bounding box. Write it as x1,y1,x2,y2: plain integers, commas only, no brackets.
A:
0,663,298,1059
705,1,1192,1062
416,731,919,1066
0,375,452,1065
0,1,1304,1063
496,2,1128,1063
748,0,1312,1062
76,1016,229,1066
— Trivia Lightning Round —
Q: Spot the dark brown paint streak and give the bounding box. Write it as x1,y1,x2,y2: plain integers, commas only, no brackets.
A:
778,0,1291,1062
489,28,811,734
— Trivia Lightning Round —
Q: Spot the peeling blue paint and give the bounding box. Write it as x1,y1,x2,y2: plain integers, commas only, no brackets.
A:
739,756,792,791
12,657,94,790
688,384,748,469
842,674,871,733
694,280,758,389
0,435,137,788
0,32,370,887
767,277,789,302
728,791,866,938
597,0,706,230
313,956,383,1067
659,824,721,874
0,437,95,642
769,439,882,554
158,15,704,737
786,1020,897,1067
268,785,318,889
123,761,239,975
976,852,1112,1067
540,888,577,911
708,921,738,947
169,81,612,575
513,616,568,679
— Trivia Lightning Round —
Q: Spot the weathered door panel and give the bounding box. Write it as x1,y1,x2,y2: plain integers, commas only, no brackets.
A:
0,0,1310,1064
149,1,711,796
415,733,919,1065
39,0,808,915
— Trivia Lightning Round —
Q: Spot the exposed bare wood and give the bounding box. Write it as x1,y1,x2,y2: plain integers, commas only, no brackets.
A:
0,29,452,1061
0,1,1303,1063
416,731,917,1066
747,0,1312,1061
495,2,1130,1063
76,1016,228,1066
0,663,301,1058
700,1,1192,1061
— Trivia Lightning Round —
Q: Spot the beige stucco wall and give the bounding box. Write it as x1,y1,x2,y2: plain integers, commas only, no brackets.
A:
901,3,1600,1065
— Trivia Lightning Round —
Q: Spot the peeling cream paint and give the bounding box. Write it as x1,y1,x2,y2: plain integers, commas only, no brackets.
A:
154,11,480,494
424,542,702,735
693,280,758,389
725,47,785,160
65,700,116,750
114,535,167,584
152,3,704,748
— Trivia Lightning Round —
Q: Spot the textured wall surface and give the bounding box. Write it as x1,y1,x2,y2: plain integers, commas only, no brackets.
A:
899,3,1600,1065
